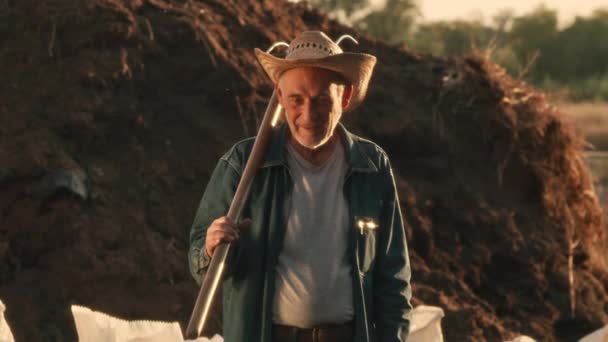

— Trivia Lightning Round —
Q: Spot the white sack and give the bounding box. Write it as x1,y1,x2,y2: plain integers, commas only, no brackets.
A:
63,302,608,342
579,325,608,342
506,336,537,342
70,304,448,342
0,300,15,342
409,305,445,342
71,305,222,342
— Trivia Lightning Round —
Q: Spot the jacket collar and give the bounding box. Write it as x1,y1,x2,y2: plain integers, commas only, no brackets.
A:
261,122,378,173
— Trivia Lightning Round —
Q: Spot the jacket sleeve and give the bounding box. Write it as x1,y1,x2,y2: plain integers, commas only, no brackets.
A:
373,157,413,342
188,157,241,285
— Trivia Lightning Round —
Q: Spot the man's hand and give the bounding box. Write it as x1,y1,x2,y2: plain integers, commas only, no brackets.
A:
205,217,252,257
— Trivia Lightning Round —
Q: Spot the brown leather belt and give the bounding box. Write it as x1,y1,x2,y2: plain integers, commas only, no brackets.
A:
272,321,354,342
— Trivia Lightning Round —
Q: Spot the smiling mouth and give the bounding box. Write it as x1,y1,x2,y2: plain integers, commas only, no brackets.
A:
299,122,327,130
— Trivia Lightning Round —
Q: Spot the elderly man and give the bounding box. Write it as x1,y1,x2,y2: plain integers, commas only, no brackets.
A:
189,31,412,342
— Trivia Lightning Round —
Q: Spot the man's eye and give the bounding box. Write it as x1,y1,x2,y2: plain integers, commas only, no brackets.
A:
289,97,303,106
315,96,332,106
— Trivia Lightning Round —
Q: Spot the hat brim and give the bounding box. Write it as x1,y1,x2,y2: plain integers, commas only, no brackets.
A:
254,48,377,112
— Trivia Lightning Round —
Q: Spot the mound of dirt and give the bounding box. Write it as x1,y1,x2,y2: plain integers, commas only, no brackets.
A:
0,0,606,341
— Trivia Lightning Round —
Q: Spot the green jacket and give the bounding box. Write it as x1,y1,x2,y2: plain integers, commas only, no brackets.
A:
189,123,412,342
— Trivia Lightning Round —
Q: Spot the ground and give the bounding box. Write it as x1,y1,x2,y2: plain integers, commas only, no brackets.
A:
0,0,607,341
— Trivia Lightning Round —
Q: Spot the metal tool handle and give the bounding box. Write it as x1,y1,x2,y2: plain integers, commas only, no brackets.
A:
185,92,282,339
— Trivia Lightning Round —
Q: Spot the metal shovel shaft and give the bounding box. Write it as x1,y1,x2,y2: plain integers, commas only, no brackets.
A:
185,92,281,339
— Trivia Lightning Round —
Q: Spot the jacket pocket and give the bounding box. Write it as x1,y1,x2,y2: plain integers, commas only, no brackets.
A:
355,216,378,273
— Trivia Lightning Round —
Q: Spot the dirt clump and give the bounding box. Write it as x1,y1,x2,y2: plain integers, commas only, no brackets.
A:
0,0,606,341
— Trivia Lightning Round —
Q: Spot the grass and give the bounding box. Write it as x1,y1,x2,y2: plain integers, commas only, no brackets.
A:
540,75,608,103
558,102,608,150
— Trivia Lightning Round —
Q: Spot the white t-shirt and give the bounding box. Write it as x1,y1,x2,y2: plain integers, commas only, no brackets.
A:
272,141,354,328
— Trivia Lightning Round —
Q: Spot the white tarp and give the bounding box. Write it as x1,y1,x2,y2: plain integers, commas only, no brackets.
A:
0,300,15,342
579,325,608,342
409,305,445,342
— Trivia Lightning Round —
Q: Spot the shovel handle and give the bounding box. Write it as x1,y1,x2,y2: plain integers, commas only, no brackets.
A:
185,92,281,339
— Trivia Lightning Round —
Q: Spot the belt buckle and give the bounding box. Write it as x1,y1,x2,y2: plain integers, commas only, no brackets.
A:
289,326,298,342
296,326,318,342
311,327,319,342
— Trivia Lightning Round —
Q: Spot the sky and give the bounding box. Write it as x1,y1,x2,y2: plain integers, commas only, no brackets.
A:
414,0,607,25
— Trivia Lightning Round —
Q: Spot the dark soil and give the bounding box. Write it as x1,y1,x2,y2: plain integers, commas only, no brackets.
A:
1,0,607,341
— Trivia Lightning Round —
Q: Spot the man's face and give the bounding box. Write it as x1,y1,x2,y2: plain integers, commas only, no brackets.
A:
276,67,352,150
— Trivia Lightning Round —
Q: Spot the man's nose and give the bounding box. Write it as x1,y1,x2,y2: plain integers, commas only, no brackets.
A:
302,100,320,121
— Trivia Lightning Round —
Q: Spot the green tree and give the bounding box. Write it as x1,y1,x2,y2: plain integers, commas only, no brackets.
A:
408,20,494,56
508,5,558,80
306,0,418,43
306,0,371,22
550,9,608,82
354,0,419,43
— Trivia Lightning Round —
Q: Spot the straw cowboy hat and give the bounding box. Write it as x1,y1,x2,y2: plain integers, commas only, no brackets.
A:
254,31,377,112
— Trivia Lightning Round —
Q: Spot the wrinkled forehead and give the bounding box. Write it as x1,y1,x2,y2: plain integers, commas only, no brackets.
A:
277,66,348,88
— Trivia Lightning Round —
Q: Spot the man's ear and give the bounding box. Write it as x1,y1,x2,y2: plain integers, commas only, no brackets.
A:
275,83,283,104
341,84,354,109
